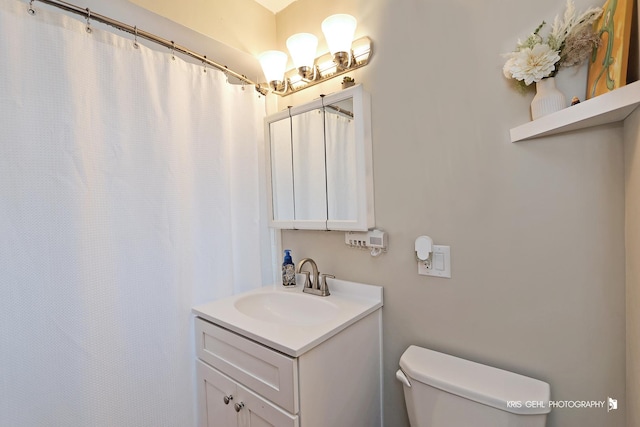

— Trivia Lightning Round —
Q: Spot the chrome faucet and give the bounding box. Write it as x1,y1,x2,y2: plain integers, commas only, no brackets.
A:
296,258,333,296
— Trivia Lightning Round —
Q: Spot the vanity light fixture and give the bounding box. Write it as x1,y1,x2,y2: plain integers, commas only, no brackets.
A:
257,14,372,97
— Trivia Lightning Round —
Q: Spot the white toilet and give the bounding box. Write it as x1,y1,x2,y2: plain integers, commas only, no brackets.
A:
396,345,551,427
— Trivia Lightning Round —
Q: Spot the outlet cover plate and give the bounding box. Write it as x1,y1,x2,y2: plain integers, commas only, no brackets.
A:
418,245,451,278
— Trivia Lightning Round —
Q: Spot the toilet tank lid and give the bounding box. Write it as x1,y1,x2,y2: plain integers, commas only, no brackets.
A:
399,346,551,415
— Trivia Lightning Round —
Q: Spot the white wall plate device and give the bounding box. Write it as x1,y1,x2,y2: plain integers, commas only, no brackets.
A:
418,245,451,278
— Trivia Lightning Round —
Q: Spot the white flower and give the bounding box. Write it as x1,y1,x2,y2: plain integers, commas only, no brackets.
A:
504,43,560,85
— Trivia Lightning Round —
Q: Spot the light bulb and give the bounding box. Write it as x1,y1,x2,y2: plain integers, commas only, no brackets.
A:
258,50,288,87
321,14,357,69
286,33,318,74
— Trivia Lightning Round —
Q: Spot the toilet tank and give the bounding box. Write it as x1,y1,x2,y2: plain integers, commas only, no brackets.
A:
397,346,551,427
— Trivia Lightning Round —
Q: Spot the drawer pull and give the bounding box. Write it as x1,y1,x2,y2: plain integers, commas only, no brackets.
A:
223,395,233,405
234,402,245,413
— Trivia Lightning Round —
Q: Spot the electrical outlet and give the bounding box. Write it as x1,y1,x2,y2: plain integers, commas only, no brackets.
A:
418,245,451,278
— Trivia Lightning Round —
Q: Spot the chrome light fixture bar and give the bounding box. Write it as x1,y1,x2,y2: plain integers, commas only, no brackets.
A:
257,13,372,97
259,36,372,97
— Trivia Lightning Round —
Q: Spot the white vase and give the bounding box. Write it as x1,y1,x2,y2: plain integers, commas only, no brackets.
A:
530,77,566,120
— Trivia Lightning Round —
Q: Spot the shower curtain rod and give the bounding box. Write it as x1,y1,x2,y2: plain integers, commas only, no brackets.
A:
326,104,353,118
31,0,268,95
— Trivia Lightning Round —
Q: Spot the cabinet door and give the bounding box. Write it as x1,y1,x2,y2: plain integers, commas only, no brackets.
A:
267,114,295,228
236,384,299,427
324,99,357,223
324,86,374,231
197,360,238,427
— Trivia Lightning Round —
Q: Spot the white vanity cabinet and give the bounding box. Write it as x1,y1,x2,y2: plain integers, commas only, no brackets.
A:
265,84,374,231
194,300,383,427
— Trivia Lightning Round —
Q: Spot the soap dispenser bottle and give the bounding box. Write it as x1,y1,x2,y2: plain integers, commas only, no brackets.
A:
282,249,296,286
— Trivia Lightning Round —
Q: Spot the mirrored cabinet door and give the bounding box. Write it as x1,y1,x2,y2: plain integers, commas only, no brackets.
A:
324,86,374,231
291,107,327,229
325,98,357,223
268,114,294,226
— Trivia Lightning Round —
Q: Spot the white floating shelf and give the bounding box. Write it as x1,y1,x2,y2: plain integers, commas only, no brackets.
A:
510,80,640,142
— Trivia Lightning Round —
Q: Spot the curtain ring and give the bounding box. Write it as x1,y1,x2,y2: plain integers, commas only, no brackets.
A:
133,26,139,49
28,0,35,15
223,66,229,83
202,55,207,73
85,8,92,33
170,41,176,61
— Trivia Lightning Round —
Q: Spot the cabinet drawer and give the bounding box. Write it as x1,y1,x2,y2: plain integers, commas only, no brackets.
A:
195,317,299,414
197,361,299,427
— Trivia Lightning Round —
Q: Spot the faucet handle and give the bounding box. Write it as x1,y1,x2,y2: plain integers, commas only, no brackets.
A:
301,271,312,288
319,274,334,295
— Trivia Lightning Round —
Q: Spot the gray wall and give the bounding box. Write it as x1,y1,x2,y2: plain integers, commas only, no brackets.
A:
625,108,640,427
276,0,628,426
625,6,640,425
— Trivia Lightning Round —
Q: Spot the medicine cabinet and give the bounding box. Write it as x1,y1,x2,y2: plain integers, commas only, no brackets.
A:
265,84,374,231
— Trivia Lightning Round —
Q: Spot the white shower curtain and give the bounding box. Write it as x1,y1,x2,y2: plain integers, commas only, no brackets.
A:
0,1,273,426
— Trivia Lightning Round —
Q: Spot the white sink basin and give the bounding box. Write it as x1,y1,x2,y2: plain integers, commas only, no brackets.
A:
193,280,383,356
234,292,339,326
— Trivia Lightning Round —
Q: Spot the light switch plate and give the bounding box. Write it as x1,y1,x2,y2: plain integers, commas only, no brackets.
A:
418,245,451,278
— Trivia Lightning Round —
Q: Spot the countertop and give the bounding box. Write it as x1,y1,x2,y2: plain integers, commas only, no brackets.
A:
192,278,383,357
